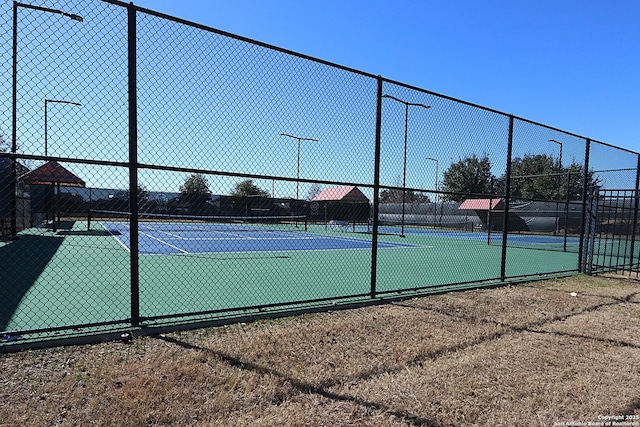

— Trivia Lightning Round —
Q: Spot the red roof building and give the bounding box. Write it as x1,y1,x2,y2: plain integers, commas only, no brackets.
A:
19,161,86,232
458,198,503,211
20,161,86,187
458,198,505,230
311,186,369,203
310,186,370,223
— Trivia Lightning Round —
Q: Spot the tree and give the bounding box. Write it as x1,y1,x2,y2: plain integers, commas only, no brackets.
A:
506,154,558,200
441,154,495,202
231,179,269,197
120,184,149,211
306,183,322,200
136,184,149,206
562,161,594,201
497,155,594,201
380,189,430,203
180,174,212,200
0,129,30,171
180,173,213,213
0,130,8,152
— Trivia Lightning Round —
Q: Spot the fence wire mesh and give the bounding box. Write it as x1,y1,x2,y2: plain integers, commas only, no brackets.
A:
1,0,638,348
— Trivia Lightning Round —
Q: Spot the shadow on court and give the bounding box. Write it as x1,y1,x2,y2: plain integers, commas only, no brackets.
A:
0,234,63,331
58,229,113,236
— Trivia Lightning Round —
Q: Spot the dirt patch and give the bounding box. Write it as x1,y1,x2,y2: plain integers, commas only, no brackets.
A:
1,274,639,426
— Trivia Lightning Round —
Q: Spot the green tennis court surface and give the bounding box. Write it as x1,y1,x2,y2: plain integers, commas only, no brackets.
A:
1,220,581,338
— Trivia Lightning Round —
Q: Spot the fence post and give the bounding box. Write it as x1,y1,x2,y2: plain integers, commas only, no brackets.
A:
487,176,494,245
581,185,599,275
500,116,514,281
563,171,570,252
629,154,640,275
128,2,140,327
10,2,18,240
370,76,383,299
578,138,591,272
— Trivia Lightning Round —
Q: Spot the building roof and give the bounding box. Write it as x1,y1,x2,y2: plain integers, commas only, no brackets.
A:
20,161,86,187
458,198,503,210
311,186,369,202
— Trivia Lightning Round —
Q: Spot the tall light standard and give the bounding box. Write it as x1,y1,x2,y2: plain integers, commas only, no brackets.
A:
382,94,431,237
426,157,439,227
548,139,563,168
11,2,83,239
280,133,318,214
548,139,564,235
45,99,81,156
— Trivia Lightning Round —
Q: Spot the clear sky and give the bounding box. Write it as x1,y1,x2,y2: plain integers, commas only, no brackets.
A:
4,0,639,196
132,0,640,152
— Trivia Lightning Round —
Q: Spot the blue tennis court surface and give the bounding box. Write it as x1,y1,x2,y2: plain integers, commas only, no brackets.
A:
101,221,418,254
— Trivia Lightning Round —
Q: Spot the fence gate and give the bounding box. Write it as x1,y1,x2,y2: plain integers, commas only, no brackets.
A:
583,187,640,275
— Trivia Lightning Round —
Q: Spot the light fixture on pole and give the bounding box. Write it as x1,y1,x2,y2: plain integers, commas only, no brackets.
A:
11,2,84,239
382,94,431,237
45,99,81,156
548,139,563,168
426,157,439,227
280,133,318,214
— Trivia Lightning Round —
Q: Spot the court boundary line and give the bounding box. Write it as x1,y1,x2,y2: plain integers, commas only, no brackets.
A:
139,244,433,256
100,223,131,253
97,221,433,255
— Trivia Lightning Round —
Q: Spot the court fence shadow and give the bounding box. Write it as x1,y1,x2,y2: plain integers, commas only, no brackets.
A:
0,234,64,331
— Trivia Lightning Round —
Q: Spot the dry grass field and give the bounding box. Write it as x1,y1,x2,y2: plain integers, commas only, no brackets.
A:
1,274,639,426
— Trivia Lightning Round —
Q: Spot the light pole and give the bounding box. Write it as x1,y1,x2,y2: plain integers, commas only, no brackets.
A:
45,99,81,156
382,94,431,237
548,139,563,168
548,139,564,235
426,157,439,227
280,133,318,214
11,2,83,239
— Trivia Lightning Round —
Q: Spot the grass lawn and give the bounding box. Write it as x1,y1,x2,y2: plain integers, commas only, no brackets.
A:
1,274,639,426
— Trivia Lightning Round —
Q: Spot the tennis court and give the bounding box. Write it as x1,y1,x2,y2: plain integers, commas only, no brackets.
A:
376,225,583,252
96,215,419,255
94,211,584,257
1,215,583,343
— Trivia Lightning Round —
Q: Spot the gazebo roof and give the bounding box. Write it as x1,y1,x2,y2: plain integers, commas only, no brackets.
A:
458,198,503,210
20,161,86,187
311,186,369,202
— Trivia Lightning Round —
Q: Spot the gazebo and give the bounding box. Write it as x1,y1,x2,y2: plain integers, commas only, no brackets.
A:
458,198,503,231
311,185,370,225
20,161,86,232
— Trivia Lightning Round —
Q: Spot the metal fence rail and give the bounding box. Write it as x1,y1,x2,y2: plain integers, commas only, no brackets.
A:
1,0,639,349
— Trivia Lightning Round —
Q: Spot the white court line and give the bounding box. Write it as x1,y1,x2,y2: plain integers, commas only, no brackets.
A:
138,232,421,246
139,230,190,254
143,244,433,256
162,236,317,241
140,228,310,241
102,222,188,253
101,223,131,253
141,226,411,246
102,221,431,253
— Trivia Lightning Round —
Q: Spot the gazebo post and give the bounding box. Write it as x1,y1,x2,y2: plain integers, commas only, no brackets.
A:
54,182,61,232
50,182,55,231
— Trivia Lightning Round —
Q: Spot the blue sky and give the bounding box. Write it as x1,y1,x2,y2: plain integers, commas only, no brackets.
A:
132,0,640,151
4,0,639,196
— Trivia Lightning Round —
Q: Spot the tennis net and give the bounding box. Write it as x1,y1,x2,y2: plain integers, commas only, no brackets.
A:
88,210,308,233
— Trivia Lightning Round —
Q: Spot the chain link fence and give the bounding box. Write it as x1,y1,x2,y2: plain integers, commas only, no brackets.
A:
1,0,638,349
